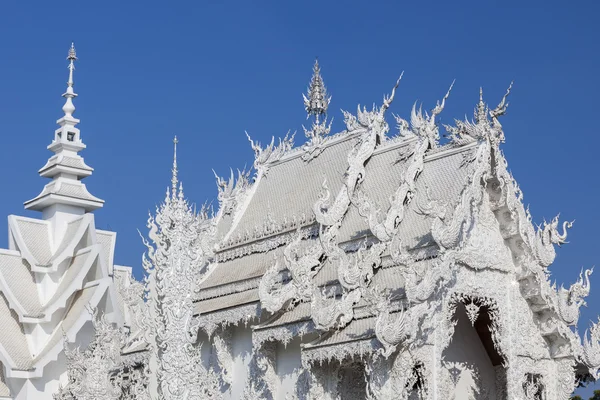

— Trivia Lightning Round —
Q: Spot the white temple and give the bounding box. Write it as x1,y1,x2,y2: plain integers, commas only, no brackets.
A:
0,46,599,399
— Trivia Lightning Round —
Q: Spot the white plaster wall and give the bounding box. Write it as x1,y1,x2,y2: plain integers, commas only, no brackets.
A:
8,353,67,400
224,325,253,400
275,338,302,400
442,306,498,400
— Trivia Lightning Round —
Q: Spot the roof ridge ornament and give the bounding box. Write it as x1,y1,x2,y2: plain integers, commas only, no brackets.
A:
24,43,105,214
302,59,333,162
303,58,331,124
62,43,78,120
172,136,179,199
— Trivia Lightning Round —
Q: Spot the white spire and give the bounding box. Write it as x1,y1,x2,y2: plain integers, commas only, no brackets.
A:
62,43,78,119
172,136,179,197
303,58,331,124
24,43,104,215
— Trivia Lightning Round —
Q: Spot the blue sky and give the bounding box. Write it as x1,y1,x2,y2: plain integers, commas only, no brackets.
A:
0,0,599,396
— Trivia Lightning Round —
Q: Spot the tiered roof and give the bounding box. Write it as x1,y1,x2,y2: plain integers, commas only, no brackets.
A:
193,60,599,383
0,45,124,387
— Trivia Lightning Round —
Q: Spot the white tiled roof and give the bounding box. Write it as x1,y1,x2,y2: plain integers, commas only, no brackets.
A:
0,292,33,370
0,253,42,317
198,137,474,319
12,218,52,266
194,289,259,315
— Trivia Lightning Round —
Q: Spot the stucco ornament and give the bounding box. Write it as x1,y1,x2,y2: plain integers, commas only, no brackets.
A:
372,293,411,358
583,317,600,379
141,141,222,399
246,130,295,178
54,310,128,400
302,58,333,161
214,168,251,216
259,230,325,313
306,77,403,331
315,75,402,226
355,83,453,243
555,268,593,326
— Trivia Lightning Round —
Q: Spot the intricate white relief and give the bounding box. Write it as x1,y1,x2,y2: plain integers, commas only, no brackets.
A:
140,141,222,399
246,131,295,178
259,231,324,313
54,310,130,400
555,268,593,326
311,287,361,330
583,317,600,379
214,168,251,216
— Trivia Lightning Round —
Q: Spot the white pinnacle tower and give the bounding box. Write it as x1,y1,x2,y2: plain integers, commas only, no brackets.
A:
24,43,104,238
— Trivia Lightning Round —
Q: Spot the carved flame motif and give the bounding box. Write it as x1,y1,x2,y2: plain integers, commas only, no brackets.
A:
246,131,295,178
465,301,480,326
54,310,133,400
141,184,222,399
583,317,600,379
258,230,324,313
355,83,453,244
556,268,593,326
214,168,251,216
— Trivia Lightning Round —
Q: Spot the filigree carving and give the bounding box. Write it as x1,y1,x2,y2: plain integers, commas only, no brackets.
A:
54,310,132,400
315,75,401,226
253,320,314,349
555,268,593,325
302,118,332,162
141,177,222,399
246,131,295,178
197,302,261,338
373,298,410,358
311,287,361,330
213,328,233,386
532,216,573,268
583,317,600,379
259,231,325,313
464,301,480,326
214,168,251,216
243,341,277,400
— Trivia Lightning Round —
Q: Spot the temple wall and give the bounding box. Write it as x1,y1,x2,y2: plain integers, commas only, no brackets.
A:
225,325,253,400
442,306,498,400
275,338,302,400
8,354,67,400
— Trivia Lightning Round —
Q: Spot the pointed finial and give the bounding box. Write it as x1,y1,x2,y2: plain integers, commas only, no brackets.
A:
67,43,77,88
475,87,487,124
171,136,179,197
62,43,78,119
303,58,331,124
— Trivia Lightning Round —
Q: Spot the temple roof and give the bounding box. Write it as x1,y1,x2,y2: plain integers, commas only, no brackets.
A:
196,136,475,309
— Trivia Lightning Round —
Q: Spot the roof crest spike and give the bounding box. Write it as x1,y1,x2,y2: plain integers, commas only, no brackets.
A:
61,43,78,119
303,58,331,124
171,136,179,198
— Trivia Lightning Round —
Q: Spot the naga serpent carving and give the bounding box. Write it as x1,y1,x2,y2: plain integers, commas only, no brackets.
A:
355,83,453,243
532,216,572,268
258,231,324,313
556,268,593,325
583,317,600,379
311,287,362,330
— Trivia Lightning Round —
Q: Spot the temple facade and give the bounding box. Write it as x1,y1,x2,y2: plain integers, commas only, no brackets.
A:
1,46,599,399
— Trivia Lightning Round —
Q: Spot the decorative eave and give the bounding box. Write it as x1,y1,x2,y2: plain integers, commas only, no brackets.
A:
301,317,379,366
196,302,261,338
38,153,93,179
1,278,111,379
24,179,104,213
8,214,95,273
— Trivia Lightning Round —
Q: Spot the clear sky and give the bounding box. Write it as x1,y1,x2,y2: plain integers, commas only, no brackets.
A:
0,0,598,396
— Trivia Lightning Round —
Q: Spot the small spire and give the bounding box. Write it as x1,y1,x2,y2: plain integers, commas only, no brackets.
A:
303,58,331,124
475,87,487,124
172,136,179,197
62,43,78,119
